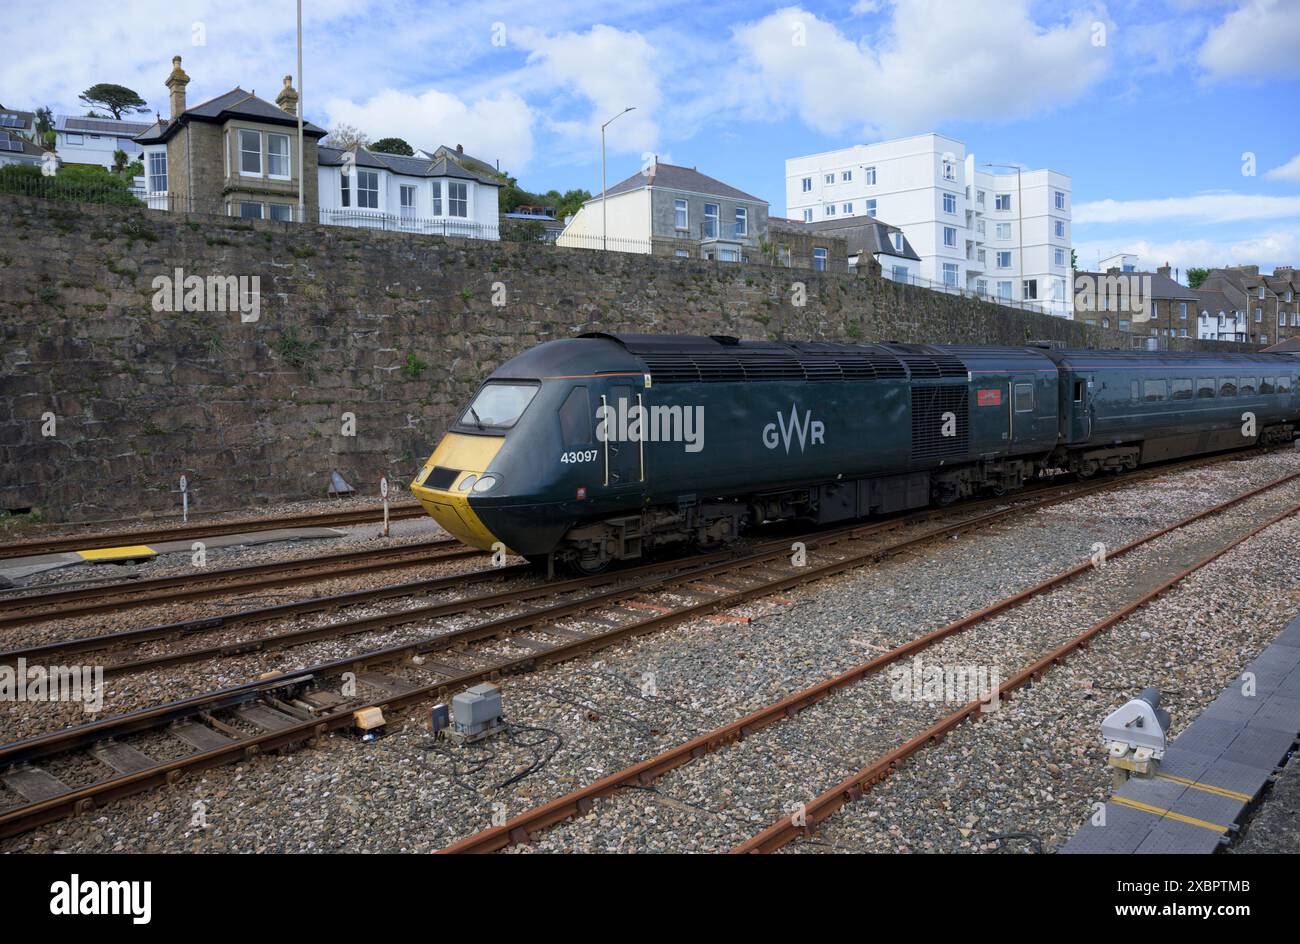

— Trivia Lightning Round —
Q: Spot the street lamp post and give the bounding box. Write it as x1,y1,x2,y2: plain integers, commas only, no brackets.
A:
601,106,635,251
296,0,304,223
983,162,1023,310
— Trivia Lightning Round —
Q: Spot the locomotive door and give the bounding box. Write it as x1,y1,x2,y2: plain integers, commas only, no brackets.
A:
1069,373,1095,442
601,383,644,493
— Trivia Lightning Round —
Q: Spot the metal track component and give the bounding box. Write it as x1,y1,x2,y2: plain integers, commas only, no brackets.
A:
0,472,1153,839
731,498,1300,853
0,504,428,560
0,539,470,628
436,472,1300,853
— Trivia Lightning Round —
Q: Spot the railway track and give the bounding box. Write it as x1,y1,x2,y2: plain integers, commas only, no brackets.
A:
434,470,1300,853
0,503,429,561
0,538,473,629
0,466,1218,839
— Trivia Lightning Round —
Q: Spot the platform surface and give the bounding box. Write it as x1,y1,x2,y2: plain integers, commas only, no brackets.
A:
1061,616,1300,854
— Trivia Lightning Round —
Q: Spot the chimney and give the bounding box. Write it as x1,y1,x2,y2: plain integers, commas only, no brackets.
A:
276,75,299,117
456,144,463,155
166,56,190,119
1157,263,1172,279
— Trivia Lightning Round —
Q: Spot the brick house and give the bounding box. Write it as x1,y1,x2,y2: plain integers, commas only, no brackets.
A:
135,56,327,221
1073,264,1200,346
1199,265,1298,346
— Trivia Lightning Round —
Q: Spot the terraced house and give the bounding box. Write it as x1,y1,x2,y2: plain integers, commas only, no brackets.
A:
1200,265,1300,346
1074,264,1204,348
135,56,326,220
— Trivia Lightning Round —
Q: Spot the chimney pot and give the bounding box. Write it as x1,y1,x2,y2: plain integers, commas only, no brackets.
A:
456,144,463,154
165,54,190,120
275,75,300,117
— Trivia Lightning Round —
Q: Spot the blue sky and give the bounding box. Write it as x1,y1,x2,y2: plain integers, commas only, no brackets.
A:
7,0,1300,274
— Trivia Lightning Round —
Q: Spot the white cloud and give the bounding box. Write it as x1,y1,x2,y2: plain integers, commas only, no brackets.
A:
324,88,535,172
1074,230,1300,273
1265,154,1300,184
513,24,662,155
1075,192,1300,225
732,1,1109,136
1199,0,1300,79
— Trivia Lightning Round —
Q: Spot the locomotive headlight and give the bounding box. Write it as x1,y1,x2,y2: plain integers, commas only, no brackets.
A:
472,474,499,493
457,474,478,492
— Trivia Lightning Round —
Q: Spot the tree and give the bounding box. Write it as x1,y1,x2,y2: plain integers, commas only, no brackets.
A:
323,124,368,150
78,84,148,120
35,107,53,136
1187,267,1210,289
370,136,413,156
111,149,128,175
1070,248,1078,271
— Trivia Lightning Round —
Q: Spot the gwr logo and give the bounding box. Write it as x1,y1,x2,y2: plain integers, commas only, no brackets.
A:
762,405,825,454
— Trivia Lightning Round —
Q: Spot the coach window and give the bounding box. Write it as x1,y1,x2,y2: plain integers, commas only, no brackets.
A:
1261,377,1275,394
1279,375,1293,394
1240,377,1257,396
1196,378,1216,399
1170,379,1193,400
1143,380,1166,402
558,386,592,445
1014,383,1033,412
1220,378,1237,397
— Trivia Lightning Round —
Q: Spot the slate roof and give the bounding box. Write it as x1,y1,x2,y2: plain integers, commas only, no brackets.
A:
599,162,766,204
774,216,921,261
134,88,327,144
316,145,503,186
1076,269,1198,301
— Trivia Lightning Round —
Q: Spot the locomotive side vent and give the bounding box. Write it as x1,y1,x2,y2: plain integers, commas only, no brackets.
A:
911,385,970,462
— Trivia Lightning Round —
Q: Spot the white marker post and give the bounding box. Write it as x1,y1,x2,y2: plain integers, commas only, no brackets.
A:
379,475,390,538
179,474,189,523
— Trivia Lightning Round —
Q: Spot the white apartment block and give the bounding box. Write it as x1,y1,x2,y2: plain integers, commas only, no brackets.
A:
785,133,1073,317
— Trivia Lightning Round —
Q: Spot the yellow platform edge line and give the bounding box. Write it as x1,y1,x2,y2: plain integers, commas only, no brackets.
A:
1111,795,1230,833
1156,772,1253,803
76,545,157,561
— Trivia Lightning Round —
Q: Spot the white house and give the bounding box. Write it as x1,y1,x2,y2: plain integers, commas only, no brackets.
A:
785,132,1073,316
317,145,501,238
53,115,152,170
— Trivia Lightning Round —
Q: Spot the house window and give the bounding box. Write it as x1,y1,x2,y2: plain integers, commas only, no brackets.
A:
998,281,1012,300
1022,278,1037,300
865,199,877,217
267,133,290,178
976,279,987,295
675,249,690,258
357,170,379,209
812,247,827,271
1054,248,1066,267
431,181,442,215
239,201,263,219
1119,319,1130,330
703,202,719,237
942,158,955,181
865,166,876,185
1054,190,1065,209
943,192,957,214
719,249,739,262
66,132,83,145
893,265,910,282
675,198,688,230
269,203,293,221
891,232,904,253
448,181,468,217
976,190,985,206
943,227,957,247
996,223,1011,240
801,177,812,192
996,251,1011,268
995,193,1011,211
400,184,417,220
1054,220,1065,238
824,173,834,184
802,208,813,223
239,129,262,175
735,206,748,237
942,263,959,286
842,203,852,214
340,171,350,207
147,151,167,193
1179,302,1187,319
825,203,836,217
1256,307,1263,322
841,170,852,182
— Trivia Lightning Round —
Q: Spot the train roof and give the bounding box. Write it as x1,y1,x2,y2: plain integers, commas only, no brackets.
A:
1035,348,1297,369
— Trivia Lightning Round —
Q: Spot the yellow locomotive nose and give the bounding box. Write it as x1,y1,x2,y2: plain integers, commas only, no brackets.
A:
410,433,510,552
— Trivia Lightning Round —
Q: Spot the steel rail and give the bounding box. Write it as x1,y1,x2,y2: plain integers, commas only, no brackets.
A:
436,471,1300,853
0,503,428,560
0,457,1264,840
731,496,1300,853
0,471,1156,837
0,539,471,628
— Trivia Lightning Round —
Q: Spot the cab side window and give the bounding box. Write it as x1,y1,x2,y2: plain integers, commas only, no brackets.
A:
558,386,592,445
